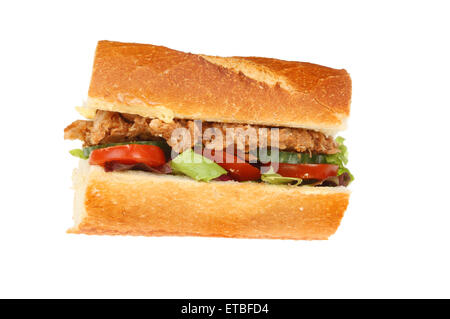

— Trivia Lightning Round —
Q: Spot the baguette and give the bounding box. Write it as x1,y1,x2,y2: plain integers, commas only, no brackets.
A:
69,161,350,240
86,41,352,135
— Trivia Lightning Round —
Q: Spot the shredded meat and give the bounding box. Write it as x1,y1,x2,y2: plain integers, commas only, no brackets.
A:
64,110,338,154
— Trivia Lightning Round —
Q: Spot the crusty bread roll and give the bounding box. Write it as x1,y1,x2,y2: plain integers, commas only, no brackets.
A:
69,161,350,240
67,41,352,239
86,41,351,135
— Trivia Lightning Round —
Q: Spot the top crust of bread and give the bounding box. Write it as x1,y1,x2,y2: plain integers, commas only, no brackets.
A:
87,41,352,134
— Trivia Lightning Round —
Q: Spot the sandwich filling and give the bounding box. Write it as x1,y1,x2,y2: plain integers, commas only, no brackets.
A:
65,110,353,186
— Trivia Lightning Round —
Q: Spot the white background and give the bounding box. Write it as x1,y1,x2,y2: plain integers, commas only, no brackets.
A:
1,0,449,298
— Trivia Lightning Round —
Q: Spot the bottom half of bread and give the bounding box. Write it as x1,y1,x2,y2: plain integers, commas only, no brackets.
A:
69,161,350,240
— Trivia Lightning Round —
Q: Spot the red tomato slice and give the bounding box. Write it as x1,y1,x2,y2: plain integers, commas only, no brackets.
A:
89,144,166,168
202,149,261,182
269,163,339,180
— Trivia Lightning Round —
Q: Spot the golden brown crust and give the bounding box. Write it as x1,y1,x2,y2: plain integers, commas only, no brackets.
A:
69,162,350,240
87,41,351,134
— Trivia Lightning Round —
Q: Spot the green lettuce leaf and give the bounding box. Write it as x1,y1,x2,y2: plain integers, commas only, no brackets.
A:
325,136,354,182
261,167,302,185
170,149,227,182
69,149,88,159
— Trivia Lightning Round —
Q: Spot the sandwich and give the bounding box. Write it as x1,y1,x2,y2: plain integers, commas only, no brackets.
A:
64,40,353,240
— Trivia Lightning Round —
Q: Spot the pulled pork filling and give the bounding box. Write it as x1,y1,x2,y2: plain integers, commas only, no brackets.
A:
65,110,353,186
64,110,339,154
